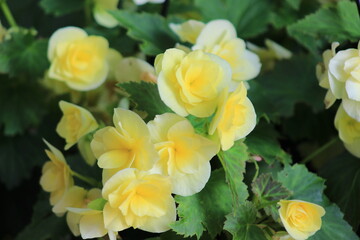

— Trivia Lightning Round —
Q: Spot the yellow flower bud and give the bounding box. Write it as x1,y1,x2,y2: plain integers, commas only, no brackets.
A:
93,0,119,28
147,113,219,196
278,200,325,240
40,140,74,205
209,82,256,151
48,27,110,91
56,101,98,150
156,48,231,117
169,20,205,44
102,168,176,233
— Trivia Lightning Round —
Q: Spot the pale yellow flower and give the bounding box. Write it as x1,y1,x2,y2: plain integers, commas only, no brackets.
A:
334,104,360,158
155,48,231,117
91,108,159,182
328,41,360,121
278,200,325,240
193,19,261,85
78,136,97,166
102,168,176,233
48,27,110,91
93,0,119,28
169,20,205,44
115,57,156,83
209,82,256,151
40,140,74,205
147,113,219,196
56,100,98,150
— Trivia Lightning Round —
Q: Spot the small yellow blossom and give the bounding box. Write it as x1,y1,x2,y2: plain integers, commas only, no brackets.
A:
193,19,261,84
334,104,360,158
52,186,88,216
209,82,256,151
155,48,231,117
78,136,97,166
48,27,110,91
93,0,119,28
91,108,159,182
40,140,74,205
169,20,205,44
102,168,176,232
147,113,219,196
278,200,325,240
115,57,157,83
328,41,360,121
56,101,98,150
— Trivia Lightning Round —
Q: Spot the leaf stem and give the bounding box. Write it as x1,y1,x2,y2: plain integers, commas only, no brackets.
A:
300,138,338,164
71,170,101,188
0,0,17,28
252,160,259,182
160,0,170,17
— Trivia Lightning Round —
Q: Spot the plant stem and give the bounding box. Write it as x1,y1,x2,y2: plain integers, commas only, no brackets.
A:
71,170,101,187
161,0,170,17
300,137,338,164
0,0,17,28
252,160,259,182
84,0,92,25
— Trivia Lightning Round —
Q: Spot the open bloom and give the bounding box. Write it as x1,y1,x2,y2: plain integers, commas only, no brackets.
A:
115,57,157,83
209,82,256,151
91,108,158,182
193,19,261,85
334,104,360,158
40,140,74,205
48,26,110,91
102,168,176,233
328,41,360,121
155,48,231,117
56,101,98,150
169,20,205,44
93,0,119,28
148,113,219,196
278,200,325,240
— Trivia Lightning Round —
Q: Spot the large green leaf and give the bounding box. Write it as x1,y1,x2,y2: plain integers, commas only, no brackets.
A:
170,169,232,239
248,55,323,121
224,201,267,240
287,0,360,53
110,10,179,56
218,141,249,204
39,0,84,16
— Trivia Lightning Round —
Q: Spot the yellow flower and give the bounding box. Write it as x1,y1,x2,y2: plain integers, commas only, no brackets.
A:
193,19,261,84
115,57,157,83
40,140,74,205
169,20,205,44
91,108,159,182
147,113,219,196
102,168,176,233
209,82,256,151
52,186,88,216
93,0,119,28
78,136,97,166
155,48,231,117
334,104,360,158
278,200,325,240
328,41,360,121
48,26,110,91
56,100,98,150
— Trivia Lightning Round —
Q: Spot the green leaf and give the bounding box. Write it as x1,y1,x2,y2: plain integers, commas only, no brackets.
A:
39,0,84,16
246,120,292,164
88,198,107,211
170,169,232,239
224,201,267,240
194,0,271,38
218,141,249,204
252,173,292,222
320,152,360,231
110,10,179,56
286,0,301,9
287,1,360,53
248,55,323,121
118,81,172,121
186,115,212,137
0,31,49,79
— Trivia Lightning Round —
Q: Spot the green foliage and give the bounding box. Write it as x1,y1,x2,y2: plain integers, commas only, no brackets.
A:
287,0,360,53
170,169,232,239
194,0,271,38
118,81,172,121
246,120,292,164
248,54,323,121
252,173,292,222
110,10,179,56
286,0,302,10
0,31,49,79
224,201,267,240
39,0,84,16
218,141,249,204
